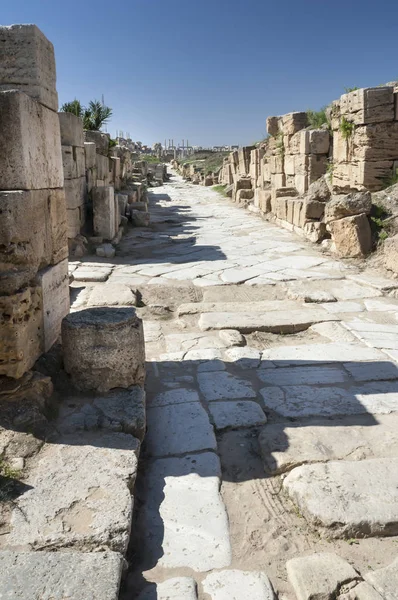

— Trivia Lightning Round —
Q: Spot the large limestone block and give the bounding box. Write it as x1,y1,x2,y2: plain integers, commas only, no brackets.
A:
301,129,330,154
3,432,139,552
84,130,110,156
284,154,295,175
0,189,67,269
353,121,398,160
284,458,398,537
0,90,63,190
365,557,398,600
62,307,145,392
269,155,284,174
324,191,372,222
0,551,123,600
329,213,372,257
287,553,359,600
67,206,82,238
266,116,281,136
37,259,70,351
64,176,87,209
203,570,276,600
96,153,112,183
303,198,324,219
281,112,308,135
58,112,84,146
308,154,328,183
62,145,86,179
84,141,96,169
0,24,58,111
340,86,394,124
355,160,394,191
93,186,117,240
0,286,43,378
383,233,398,274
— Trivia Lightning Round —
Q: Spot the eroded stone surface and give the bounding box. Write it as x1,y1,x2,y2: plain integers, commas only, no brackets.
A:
209,400,267,430
198,371,256,400
137,577,198,600
364,557,398,600
203,570,276,600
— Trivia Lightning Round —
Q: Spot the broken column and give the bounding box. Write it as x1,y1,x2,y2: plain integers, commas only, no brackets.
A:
62,307,146,391
0,24,69,378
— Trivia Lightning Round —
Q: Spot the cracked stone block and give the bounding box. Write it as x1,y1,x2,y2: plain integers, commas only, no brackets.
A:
139,452,231,571
137,577,198,600
93,186,117,240
0,550,123,600
284,458,398,537
286,553,359,600
0,90,63,190
3,432,139,553
0,24,58,111
203,570,276,600
209,400,267,430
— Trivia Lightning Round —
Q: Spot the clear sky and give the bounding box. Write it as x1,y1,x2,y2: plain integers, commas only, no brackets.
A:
2,0,398,147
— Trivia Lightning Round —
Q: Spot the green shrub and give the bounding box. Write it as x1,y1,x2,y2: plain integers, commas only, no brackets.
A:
340,116,355,140
306,107,328,129
213,185,227,196
344,87,359,93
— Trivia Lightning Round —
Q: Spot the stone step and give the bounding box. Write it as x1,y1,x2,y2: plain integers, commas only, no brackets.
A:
2,432,139,553
0,550,123,599
202,569,276,599
284,457,398,538
259,413,398,475
199,309,337,333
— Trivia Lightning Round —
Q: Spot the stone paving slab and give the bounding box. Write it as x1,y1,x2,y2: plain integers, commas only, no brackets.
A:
198,371,257,400
149,388,200,407
284,458,398,537
259,413,398,474
258,364,349,386
199,309,336,333
224,346,261,368
140,453,231,571
2,433,140,553
87,283,137,306
137,577,198,600
209,400,267,430
145,402,217,456
0,550,123,600
177,300,302,316
364,556,398,600
202,569,276,600
286,553,360,600
73,266,113,282
261,342,387,366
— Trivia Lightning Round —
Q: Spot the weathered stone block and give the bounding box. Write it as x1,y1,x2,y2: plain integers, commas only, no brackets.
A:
306,129,330,154
0,286,43,378
266,116,280,136
84,130,110,156
282,112,308,135
355,160,394,191
340,86,394,124
0,24,58,111
64,177,87,210
84,141,96,169
308,154,328,183
325,191,372,223
58,112,84,147
353,122,398,160
286,198,295,223
96,153,112,183
0,90,63,190
303,198,324,219
0,189,67,269
269,154,284,174
284,154,295,175
236,189,254,203
295,174,309,195
93,186,116,240
62,145,85,179
304,221,327,243
37,259,70,351
62,307,146,392
329,213,372,257
293,200,304,227
257,190,272,213
275,197,288,220
285,132,301,154
67,207,82,238
111,157,121,189
271,173,286,189
383,234,398,274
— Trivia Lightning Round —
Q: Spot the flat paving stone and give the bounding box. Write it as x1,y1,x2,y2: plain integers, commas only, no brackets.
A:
198,371,256,400
140,453,231,571
149,388,200,407
364,297,398,311
320,301,364,313
257,364,349,386
284,457,398,537
261,343,387,366
209,400,267,430
178,300,301,316
286,553,359,600
145,402,217,456
199,309,335,333
2,433,139,553
0,550,123,600
224,346,261,368
73,267,113,282
343,360,398,381
87,283,137,306
137,577,198,600
364,556,398,600
259,413,398,474
203,569,276,600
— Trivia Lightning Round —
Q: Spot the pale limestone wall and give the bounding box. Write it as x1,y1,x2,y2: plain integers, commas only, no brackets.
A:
0,25,69,378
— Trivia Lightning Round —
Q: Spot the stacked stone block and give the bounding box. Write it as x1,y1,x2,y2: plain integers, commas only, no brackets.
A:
59,112,87,238
0,25,69,378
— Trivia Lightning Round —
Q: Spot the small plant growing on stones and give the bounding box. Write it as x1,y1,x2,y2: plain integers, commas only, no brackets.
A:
369,203,391,245
344,86,359,93
340,116,355,140
276,132,285,158
0,459,22,503
306,107,329,129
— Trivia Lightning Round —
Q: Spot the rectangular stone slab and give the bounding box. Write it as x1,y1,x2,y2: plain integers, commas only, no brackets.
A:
261,343,387,366
2,432,139,553
0,550,123,600
284,457,398,538
199,310,336,333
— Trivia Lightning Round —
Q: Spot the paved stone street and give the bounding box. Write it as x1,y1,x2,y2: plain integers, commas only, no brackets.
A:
71,171,398,599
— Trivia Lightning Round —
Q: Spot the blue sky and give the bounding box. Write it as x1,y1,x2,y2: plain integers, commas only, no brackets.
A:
2,0,398,146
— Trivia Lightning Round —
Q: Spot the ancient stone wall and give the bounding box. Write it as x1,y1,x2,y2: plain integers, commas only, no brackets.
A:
0,25,69,378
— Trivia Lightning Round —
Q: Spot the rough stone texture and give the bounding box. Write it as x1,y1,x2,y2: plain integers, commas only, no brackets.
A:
0,189,68,269
64,176,87,209
137,578,198,600
286,553,359,600
219,329,246,347
364,557,398,600
0,90,63,190
383,234,398,274
324,192,372,223
199,309,335,333
62,307,145,391
59,112,84,147
340,582,383,600
84,130,110,156
198,371,256,400
284,458,398,537
330,214,372,257
2,432,139,552
261,343,386,365
139,453,231,571
38,259,70,351
145,402,217,456
203,570,275,600
209,400,267,430
259,413,398,475
340,86,394,125
87,283,137,306
93,186,117,240
0,550,123,600
0,24,58,111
